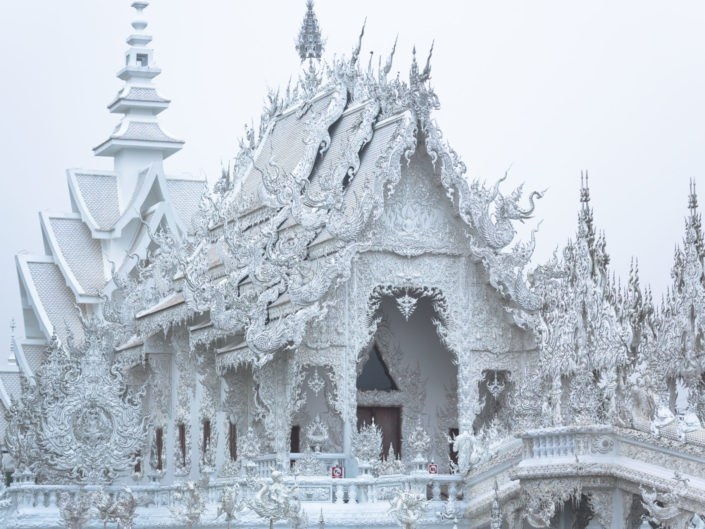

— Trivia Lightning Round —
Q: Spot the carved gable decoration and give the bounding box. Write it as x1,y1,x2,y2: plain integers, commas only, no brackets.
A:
5,320,146,483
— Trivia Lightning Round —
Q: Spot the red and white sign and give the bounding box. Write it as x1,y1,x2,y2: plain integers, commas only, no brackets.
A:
428,463,438,474
332,466,343,479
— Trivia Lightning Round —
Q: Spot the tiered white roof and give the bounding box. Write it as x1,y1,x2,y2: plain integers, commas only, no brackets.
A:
2,1,203,420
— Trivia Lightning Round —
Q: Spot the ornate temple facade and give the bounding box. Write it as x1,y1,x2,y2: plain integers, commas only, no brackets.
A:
1,2,704,528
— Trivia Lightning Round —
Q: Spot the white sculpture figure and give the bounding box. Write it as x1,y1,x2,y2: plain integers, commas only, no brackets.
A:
249,471,306,529
389,489,429,529
218,483,245,529
94,487,141,529
651,388,676,437
407,419,431,471
490,481,503,529
169,481,206,529
451,430,486,475
677,402,702,442
305,414,329,452
640,485,685,528
58,493,93,529
523,497,556,529
239,426,262,476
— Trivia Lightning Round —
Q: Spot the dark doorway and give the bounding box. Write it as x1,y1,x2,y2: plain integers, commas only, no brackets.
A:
357,406,402,458
290,425,301,453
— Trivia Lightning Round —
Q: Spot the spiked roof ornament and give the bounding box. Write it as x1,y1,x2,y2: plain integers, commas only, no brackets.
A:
296,0,325,62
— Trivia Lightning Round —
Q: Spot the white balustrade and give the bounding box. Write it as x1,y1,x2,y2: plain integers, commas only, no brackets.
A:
5,462,464,512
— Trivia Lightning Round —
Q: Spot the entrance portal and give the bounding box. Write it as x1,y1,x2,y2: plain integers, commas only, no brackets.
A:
356,295,458,471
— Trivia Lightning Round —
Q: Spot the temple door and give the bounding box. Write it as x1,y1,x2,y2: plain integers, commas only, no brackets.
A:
357,406,401,458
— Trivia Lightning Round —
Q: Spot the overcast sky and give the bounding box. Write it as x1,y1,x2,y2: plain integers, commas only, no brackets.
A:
1,1,704,365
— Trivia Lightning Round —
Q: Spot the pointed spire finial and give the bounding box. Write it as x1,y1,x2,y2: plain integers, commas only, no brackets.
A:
131,1,149,32
580,170,590,205
93,0,183,202
688,178,698,213
296,0,325,62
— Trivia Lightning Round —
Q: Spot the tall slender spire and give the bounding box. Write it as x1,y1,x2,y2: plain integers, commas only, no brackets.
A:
296,1,325,62
688,178,698,213
94,1,183,201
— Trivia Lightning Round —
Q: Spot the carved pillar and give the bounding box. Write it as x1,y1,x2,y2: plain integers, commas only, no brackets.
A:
214,402,227,474
190,374,201,479
612,489,633,529
255,356,289,464
147,353,170,480
456,350,480,433
173,344,194,477
587,489,614,529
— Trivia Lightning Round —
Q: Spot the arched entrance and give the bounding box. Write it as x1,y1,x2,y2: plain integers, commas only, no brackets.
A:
356,293,458,471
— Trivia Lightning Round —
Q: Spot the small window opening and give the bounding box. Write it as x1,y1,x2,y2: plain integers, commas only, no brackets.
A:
228,422,237,461
202,419,211,454
178,423,187,467
136,53,149,67
290,425,300,453
155,427,164,470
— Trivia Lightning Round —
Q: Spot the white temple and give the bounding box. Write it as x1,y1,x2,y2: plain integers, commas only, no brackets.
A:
0,2,704,528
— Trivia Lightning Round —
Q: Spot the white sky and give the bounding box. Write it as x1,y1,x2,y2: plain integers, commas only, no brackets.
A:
1,1,704,365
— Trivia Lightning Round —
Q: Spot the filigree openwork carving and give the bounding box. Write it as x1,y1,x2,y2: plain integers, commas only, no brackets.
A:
5,318,146,483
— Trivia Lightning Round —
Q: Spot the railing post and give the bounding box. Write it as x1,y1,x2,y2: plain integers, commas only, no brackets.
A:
448,481,457,501
432,480,441,501
335,483,344,504
348,483,357,504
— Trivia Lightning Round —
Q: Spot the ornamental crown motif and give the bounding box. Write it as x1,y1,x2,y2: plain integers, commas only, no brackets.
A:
4,318,146,483
352,418,383,464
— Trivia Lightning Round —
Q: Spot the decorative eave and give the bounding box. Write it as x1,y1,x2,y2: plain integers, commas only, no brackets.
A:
93,130,184,159
15,254,62,341
68,164,188,240
0,375,12,409
11,337,48,383
116,64,161,81
108,86,170,114
135,292,185,320
38,211,104,303
67,169,122,237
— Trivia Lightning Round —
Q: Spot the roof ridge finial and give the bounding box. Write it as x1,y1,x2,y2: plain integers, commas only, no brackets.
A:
131,1,149,33
296,0,325,63
382,35,398,77
421,41,434,82
351,18,366,66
